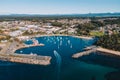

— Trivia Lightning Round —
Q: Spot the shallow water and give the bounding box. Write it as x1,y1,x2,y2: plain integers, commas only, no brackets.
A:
0,36,120,80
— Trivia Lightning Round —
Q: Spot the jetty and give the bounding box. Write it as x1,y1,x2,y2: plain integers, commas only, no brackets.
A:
97,47,120,56
0,45,51,65
72,46,120,58
72,48,97,58
84,45,96,50
20,43,44,49
73,36,93,40
0,40,51,65
0,53,51,65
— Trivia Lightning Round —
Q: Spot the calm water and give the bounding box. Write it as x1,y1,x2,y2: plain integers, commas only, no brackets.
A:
0,36,120,80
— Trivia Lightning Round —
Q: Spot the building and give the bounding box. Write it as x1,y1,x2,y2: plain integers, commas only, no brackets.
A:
9,30,23,37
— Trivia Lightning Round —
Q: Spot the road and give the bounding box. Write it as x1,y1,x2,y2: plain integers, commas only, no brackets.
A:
5,41,18,54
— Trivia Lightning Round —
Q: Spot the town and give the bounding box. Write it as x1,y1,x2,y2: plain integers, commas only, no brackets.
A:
0,17,120,41
0,15,120,65
0,17,120,53
1,0,120,80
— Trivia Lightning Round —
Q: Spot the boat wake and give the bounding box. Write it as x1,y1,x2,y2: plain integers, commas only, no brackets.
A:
53,50,62,80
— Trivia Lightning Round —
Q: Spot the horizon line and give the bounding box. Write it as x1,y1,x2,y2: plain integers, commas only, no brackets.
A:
0,12,120,15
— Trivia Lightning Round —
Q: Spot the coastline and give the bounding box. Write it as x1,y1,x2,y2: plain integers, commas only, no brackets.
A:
97,47,120,56
0,41,51,65
73,36,94,40
0,53,51,65
26,34,94,40
12,35,93,65
1,35,120,65
13,43,45,53
72,46,120,58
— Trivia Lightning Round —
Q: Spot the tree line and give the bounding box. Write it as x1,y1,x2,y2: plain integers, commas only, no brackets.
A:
96,34,120,51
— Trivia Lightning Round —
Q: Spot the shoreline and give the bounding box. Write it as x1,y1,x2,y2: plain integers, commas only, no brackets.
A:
13,43,45,53
97,47,120,56
72,46,120,58
0,53,51,65
0,41,50,65
15,35,93,54
25,34,94,40
73,36,94,40
1,35,120,65
11,35,93,65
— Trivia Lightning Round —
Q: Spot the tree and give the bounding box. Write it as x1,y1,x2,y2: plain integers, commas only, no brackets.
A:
96,34,120,51
51,22,63,27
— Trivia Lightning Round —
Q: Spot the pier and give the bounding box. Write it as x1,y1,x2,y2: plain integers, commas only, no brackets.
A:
17,43,45,49
0,53,51,65
84,45,96,50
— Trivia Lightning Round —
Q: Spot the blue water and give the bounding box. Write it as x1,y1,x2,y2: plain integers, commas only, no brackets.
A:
0,36,120,80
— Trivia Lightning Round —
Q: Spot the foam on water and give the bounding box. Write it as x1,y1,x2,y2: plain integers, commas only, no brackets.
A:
54,50,62,80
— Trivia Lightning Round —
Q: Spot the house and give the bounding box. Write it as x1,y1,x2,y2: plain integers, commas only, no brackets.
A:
17,36,29,41
9,30,23,37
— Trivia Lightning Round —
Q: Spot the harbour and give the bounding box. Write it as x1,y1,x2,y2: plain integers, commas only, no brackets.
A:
0,36,120,80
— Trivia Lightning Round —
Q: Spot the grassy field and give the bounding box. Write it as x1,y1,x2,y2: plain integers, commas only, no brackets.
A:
90,31,104,37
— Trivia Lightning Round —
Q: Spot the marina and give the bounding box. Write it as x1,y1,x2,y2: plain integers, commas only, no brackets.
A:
14,36,120,80
0,0,120,79
0,36,120,80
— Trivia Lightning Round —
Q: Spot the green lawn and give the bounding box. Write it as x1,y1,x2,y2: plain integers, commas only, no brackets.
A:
90,31,104,37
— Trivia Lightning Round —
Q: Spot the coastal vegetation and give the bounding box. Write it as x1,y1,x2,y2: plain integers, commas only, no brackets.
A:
96,34,120,51
90,31,104,37
22,30,34,36
0,35,11,42
75,21,103,36
76,23,95,35
51,22,63,27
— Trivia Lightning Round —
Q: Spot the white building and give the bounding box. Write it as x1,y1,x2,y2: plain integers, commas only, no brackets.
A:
26,25,38,29
10,30,23,37
17,36,29,41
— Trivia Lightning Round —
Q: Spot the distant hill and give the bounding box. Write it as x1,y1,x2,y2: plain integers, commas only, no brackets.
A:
0,13,120,17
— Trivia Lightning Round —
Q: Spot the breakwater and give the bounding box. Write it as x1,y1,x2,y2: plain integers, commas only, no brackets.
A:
72,46,120,58
72,48,97,58
0,53,51,65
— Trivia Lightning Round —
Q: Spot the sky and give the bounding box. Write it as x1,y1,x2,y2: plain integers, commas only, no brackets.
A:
0,0,120,14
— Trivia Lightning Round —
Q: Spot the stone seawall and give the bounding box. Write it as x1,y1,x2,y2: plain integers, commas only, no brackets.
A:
72,48,96,58
0,53,51,65
72,46,120,59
